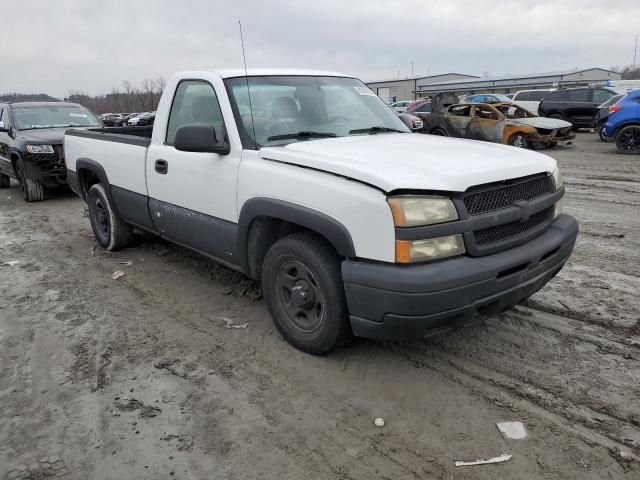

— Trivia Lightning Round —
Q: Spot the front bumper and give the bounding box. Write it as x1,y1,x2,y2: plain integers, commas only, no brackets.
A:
342,214,578,341
531,132,576,145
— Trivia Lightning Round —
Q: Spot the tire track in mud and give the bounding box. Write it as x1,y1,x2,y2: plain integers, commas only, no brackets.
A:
379,306,640,460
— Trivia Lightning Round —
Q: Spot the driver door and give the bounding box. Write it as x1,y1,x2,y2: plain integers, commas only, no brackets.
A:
470,105,504,143
145,79,241,263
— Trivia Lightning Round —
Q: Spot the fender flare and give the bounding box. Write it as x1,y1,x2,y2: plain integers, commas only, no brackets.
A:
74,158,122,217
237,197,356,274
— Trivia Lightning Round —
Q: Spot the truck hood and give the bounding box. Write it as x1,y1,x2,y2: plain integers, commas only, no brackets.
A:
260,133,557,192
15,127,70,144
508,117,572,129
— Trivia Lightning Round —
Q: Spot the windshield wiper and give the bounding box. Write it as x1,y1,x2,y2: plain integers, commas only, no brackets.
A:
267,131,337,141
349,126,405,135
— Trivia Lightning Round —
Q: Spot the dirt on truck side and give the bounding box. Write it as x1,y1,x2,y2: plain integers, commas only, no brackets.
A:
0,133,639,479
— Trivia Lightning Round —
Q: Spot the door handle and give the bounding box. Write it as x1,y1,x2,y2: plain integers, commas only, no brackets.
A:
155,159,168,174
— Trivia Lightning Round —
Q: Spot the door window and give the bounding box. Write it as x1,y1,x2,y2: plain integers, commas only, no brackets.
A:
592,89,615,104
166,80,225,146
415,103,432,113
473,105,499,120
566,89,590,102
528,91,549,101
515,92,531,101
450,105,472,117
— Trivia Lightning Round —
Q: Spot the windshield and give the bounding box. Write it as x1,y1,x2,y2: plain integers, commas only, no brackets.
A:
13,104,102,130
225,75,409,148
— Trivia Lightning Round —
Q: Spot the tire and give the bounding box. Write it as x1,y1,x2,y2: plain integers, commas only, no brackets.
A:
507,132,528,148
87,183,133,251
549,113,565,121
15,159,45,202
261,232,353,354
431,127,448,137
0,173,9,189
615,125,640,155
597,123,609,142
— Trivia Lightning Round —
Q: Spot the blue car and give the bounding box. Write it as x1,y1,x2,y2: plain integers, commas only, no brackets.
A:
604,89,640,154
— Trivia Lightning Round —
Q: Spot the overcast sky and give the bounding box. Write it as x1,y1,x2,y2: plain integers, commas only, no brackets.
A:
3,0,640,98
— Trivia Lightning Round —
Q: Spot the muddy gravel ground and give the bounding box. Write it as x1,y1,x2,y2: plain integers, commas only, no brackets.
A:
1,132,639,479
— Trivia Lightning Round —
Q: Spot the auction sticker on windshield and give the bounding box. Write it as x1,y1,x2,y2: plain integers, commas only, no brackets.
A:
354,86,376,96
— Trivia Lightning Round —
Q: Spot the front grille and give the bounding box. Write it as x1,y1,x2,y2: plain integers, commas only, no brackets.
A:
463,175,554,215
474,207,553,245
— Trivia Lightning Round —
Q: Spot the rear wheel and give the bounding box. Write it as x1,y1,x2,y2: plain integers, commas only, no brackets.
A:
549,113,565,121
87,183,133,250
431,127,448,137
0,173,9,188
261,232,352,354
15,159,45,202
616,125,640,154
507,132,528,148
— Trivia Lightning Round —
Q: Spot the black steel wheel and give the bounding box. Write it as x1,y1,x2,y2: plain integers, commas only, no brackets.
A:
261,232,352,354
275,259,325,334
616,125,640,154
431,127,448,137
87,183,133,250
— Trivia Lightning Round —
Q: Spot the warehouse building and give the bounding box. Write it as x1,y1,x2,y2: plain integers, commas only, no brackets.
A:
367,68,621,101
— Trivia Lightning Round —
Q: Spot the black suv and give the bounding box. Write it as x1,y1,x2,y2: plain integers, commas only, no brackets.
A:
538,87,618,128
0,102,102,201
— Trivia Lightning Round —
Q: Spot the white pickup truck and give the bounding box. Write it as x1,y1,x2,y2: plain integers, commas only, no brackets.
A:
65,69,578,354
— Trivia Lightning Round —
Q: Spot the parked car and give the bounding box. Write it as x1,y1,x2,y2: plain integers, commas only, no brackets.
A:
397,113,423,131
115,113,139,127
0,101,102,201
593,94,624,141
135,112,156,126
64,69,576,354
462,94,513,104
423,93,574,148
406,100,432,124
511,89,555,113
603,89,640,154
389,100,412,113
538,87,618,128
99,113,123,127
127,113,147,126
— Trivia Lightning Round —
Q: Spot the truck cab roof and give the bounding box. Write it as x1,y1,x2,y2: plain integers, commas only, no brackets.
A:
184,68,352,79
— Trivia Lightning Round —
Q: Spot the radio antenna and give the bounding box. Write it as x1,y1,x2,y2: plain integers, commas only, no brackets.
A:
239,20,257,149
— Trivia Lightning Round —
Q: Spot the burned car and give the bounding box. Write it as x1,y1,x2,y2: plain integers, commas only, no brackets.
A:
423,93,575,148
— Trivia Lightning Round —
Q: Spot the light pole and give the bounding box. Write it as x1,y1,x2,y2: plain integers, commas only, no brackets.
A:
635,34,639,70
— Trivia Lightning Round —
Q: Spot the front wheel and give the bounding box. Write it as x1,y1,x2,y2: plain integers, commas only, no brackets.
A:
616,125,640,154
261,232,352,354
15,159,44,202
87,183,133,251
507,132,528,148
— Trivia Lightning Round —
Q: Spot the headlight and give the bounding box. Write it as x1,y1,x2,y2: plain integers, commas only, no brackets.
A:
26,144,54,154
396,235,465,263
387,196,458,227
552,168,562,190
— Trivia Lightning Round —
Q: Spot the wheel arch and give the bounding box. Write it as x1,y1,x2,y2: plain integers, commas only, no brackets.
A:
237,198,356,279
75,158,124,219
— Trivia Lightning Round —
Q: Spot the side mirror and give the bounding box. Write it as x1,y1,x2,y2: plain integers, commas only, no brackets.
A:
0,121,8,133
174,125,230,155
